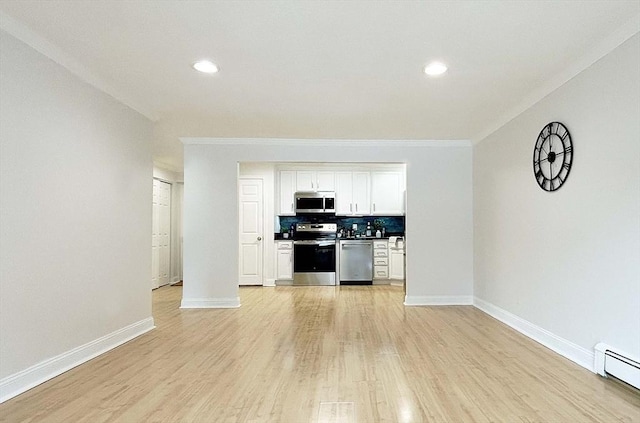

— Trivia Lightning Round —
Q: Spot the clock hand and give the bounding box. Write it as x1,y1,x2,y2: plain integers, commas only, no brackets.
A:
535,157,548,165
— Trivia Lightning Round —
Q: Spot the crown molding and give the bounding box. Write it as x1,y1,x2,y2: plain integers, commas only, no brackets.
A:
180,137,472,148
472,14,640,145
153,160,183,174
0,11,157,121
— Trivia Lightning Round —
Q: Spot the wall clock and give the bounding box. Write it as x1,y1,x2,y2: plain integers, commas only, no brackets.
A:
533,121,573,192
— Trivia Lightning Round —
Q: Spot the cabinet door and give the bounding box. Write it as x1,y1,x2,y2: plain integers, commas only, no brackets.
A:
351,172,371,215
316,171,335,191
295,170,315,191
389,250,405,279
276,250,293,280
374,266,389,279
295,170,335,191
371,171,404,215
335,172,353,215
279,171,296,215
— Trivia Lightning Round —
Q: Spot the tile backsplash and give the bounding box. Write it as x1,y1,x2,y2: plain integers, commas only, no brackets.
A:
277,215,405,236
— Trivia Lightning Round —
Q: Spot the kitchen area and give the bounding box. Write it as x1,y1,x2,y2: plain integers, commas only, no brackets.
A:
191,141,470,309
266,163,406,287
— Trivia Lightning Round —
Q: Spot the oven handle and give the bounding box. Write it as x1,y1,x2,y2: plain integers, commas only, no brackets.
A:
294,240,336,247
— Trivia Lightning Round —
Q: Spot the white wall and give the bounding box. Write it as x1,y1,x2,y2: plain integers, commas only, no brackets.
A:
182,140,473,308
473,34,640,368
0,31,154,399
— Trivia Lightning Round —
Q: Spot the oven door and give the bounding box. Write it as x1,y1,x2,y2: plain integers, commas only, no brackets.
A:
293,240,336,285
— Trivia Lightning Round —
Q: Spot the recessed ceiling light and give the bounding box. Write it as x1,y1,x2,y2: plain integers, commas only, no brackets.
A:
423,61,447,76
192,60,219,74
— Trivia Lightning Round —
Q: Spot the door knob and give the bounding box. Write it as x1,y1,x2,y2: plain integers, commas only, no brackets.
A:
257,236,262,241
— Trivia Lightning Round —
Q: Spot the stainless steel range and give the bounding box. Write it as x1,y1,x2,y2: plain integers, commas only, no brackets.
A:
293,222,337,286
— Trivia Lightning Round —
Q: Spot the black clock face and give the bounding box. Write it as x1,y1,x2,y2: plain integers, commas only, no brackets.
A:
533,122,573,192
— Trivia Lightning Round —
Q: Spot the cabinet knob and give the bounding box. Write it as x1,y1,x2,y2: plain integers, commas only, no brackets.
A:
257,236,262,241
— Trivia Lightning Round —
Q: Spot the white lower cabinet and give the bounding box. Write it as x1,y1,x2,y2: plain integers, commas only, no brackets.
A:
389,242,405,280
275,241,293,281
373,240,389,282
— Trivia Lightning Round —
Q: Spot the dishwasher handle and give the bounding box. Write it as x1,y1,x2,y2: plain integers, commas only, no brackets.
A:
341,241,373,248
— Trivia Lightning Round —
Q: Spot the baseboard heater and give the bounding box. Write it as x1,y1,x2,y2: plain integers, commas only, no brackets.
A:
595,343,640,390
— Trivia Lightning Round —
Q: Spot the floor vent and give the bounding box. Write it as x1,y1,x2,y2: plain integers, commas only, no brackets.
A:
595,343,640,390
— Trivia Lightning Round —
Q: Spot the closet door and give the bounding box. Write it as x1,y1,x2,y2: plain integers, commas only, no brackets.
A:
239,178,264,285
152,179,171,289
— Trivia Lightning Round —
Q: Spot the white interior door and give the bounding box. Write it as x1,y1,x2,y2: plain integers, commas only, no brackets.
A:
152,179,171,289
239,179,263,285
152,180,159,289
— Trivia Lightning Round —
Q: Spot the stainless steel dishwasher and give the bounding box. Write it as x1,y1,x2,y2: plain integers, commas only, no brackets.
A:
339,240,373,285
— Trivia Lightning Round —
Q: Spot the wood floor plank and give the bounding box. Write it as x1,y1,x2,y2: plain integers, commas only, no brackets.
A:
1,285,638,422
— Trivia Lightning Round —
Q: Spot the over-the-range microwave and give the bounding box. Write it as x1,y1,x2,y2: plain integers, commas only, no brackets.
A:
294,191,336,214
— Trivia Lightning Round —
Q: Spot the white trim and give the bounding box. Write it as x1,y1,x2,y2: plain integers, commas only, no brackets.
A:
0,11,156,121
473,297,594,372
404,295,473,306
264,278,276,287
473,15,640,145
153,175,173,185
153,160,184,175
594,343,608,376
180,297,241,309
181,137,472,148
0,317,155,403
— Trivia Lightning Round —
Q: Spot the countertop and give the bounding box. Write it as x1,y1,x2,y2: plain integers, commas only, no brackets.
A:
274,234,404,241
338,236,403,240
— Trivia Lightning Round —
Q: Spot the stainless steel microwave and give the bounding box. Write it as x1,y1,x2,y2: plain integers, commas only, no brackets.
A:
294,191,336,214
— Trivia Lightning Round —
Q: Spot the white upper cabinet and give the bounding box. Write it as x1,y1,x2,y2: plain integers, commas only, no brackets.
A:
335,172,353,215
335,171,370,215
371,171,405,215
352,171,371,215
295,170,335,192
295,170,315,191
316,171,335,191
278,164,404,217
278,170,296,215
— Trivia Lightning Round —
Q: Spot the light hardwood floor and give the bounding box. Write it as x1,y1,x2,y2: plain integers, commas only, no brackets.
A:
1,285,638,422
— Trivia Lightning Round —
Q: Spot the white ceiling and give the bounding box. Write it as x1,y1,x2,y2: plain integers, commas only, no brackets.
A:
1,1,639,170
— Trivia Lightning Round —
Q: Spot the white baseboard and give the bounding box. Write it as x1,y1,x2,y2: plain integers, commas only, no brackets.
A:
180,297,241,308
264,278,276,287
0,317,155,403
404,295,473,306
473,297,594,372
